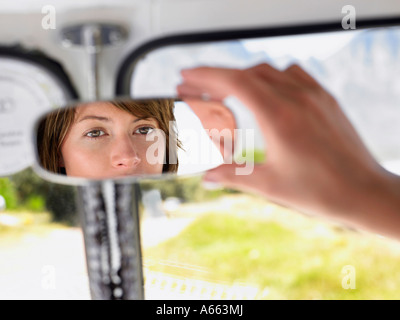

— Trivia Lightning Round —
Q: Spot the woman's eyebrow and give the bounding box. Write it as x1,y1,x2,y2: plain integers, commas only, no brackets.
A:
133,117,150,123
77,115,111,123
76,115,153,123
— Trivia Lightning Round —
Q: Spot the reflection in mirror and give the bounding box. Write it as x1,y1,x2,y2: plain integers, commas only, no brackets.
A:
35,98,255,181
37,99,177,179
129,26,400,174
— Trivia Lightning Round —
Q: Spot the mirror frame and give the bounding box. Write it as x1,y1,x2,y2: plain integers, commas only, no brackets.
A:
115,16,400,97
31,98,208,186
0,46,79,100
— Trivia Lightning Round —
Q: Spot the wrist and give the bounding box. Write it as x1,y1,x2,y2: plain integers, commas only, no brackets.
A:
344,167,400,240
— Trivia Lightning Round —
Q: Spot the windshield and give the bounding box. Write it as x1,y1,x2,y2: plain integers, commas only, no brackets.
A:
2,26,400,300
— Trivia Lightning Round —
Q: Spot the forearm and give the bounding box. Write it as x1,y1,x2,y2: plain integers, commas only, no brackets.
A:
333,169,400,240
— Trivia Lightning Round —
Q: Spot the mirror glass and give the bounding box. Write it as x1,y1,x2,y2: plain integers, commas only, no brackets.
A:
128,26,400,174
34,98,260,181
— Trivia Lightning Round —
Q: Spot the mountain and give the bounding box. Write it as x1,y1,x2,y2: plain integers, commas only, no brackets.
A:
304,27,400,165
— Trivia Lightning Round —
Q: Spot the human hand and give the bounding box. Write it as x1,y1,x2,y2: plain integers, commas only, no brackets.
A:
183,98,236,159
177,63,400,238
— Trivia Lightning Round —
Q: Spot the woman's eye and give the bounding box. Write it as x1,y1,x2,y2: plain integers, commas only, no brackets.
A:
85,129,105,138
135,127,154,135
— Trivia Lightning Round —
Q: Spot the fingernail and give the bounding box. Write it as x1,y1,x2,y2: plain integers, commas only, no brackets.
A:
176,84,189,96
181,68,196,79
180,69,190,77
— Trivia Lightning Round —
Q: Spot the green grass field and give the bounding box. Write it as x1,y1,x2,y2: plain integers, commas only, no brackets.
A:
0,211,62,241
143,194,400,299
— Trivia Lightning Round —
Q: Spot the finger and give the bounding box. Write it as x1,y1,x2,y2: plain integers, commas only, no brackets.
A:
179,65,295,147
183,98,235,122
181,66,237,84
284,64,322,88
249,63,318,92
176,82,227,102
183,98,237,134
180,67,242,101
247,63,288,85
181,64,286,93
203,163,271,197
176,83,204,99
180,66,280,118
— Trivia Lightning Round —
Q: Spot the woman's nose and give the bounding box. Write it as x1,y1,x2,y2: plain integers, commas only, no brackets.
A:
110,135,141,168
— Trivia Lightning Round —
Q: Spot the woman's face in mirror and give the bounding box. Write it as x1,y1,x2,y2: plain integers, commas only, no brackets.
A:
60,102,165,179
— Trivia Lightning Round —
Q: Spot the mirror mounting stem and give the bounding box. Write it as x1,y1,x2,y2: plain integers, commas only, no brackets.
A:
77,180,144,300
61,24,127,100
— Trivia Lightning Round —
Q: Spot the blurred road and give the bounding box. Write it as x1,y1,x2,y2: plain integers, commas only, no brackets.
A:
0,217,195,300
0,216,260,300
0,228,90,300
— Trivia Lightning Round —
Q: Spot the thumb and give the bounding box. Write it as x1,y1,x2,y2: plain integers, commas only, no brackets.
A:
203,163,270,197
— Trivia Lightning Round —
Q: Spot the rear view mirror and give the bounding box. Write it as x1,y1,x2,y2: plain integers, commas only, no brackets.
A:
33,98,264,185
31,97,264,300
